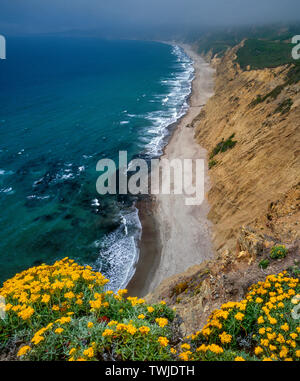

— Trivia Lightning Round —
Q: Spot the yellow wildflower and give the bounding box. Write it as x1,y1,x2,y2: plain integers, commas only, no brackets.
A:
254,346,263,356
102,329,114,337
139,326,150,334
41,294,50,303
181,343,191,351
178,351,192,361
31,335,44,345
17,346,31,357
219,332,232,344
83,347,94,358
126,324,137,335
155,318,168,328
281,323,289,332
234,312,244,321
158,337,169,347
257,316,264,324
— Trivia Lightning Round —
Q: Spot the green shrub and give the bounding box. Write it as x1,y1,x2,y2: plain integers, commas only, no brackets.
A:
250,62,300,108
250,84,286,107
288,265,300,277
171,282,188,296
0,258,177,361
236,39,295,70
265,85,286,101
210,134,237,159
274,98,293,115
259,259,270,269
250,94,263,107
209,159,218,169
286,64,300,85
270,245,288,259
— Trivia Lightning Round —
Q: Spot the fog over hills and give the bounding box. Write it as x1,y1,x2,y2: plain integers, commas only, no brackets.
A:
1,0,300,37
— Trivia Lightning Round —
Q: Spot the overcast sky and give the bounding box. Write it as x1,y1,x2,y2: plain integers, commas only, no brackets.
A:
1,0,300,35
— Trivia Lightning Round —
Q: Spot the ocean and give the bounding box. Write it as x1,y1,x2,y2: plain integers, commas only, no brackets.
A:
0,36,194,290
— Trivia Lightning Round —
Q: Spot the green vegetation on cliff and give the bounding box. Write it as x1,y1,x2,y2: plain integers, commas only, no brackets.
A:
236,39,295,70
191,23,300,59
209,134,237,159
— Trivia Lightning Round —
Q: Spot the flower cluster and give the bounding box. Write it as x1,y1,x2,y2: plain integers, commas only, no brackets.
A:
177,272,300,361
0,258,176,361
1,259,299,362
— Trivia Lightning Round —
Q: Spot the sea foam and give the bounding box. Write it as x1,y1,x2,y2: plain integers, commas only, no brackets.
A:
97,45,194,291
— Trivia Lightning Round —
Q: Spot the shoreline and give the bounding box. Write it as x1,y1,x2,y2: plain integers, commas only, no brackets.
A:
127,43,215,297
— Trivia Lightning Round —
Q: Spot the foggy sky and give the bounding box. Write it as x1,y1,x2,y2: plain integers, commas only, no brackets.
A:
1,0,300,35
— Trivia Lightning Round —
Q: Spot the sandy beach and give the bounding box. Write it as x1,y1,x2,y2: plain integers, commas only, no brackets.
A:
128,44,215,296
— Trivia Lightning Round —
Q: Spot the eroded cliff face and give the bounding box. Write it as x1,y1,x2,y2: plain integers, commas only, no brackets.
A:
146,44,300,334
194,44,300,254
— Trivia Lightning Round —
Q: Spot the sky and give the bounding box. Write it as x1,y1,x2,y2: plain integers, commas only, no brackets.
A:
1,0,300,35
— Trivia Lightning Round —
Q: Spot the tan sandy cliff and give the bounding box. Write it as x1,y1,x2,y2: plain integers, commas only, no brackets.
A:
194,43,300,253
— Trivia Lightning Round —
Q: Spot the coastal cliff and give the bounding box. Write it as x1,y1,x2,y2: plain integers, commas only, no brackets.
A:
195,42,300,254
146,43,300,334
1,41,300,362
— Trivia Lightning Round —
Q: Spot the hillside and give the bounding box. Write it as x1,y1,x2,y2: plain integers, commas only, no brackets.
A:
146,39,300,336
194,41,300,254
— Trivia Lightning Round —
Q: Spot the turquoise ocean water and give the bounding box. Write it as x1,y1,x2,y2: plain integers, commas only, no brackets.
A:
0,37,194,290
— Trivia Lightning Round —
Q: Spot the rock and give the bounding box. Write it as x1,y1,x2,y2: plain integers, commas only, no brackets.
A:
237,251,248,259
238,226,265,257
264,240,275,248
